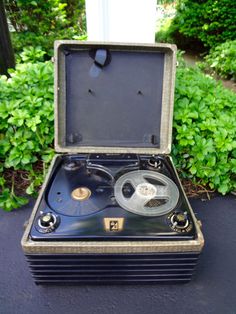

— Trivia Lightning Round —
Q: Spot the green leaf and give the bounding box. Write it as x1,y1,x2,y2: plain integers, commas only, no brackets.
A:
26,183,35,195
218,184,229,195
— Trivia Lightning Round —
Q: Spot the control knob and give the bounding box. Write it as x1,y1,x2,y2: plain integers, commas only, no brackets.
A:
37,212,59,233
148,156,162,168
169,211,192,232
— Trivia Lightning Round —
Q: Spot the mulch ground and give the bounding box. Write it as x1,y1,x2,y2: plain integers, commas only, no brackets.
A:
181,178,217,200
2,161,44,195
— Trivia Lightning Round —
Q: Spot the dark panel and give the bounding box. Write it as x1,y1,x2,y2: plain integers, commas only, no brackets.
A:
65,49,164,148
26,252,200,284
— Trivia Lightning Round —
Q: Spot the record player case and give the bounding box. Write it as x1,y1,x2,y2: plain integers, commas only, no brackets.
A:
21,41,204,284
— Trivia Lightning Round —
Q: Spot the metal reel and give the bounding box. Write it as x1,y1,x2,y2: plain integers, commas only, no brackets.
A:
114,170,179,216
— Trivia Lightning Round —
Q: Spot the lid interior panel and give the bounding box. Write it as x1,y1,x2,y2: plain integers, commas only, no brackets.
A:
55,42,176,154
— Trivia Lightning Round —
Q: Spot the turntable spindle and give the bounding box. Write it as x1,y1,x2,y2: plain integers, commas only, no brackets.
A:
71,187,91,201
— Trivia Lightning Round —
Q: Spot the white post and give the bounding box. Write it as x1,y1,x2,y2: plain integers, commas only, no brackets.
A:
85,0,157,43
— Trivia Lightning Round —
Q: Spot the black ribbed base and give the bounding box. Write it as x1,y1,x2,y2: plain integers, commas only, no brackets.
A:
26,252,200,285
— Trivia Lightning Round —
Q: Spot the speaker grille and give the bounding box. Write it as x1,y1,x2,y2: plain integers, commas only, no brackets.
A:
26,252,200,284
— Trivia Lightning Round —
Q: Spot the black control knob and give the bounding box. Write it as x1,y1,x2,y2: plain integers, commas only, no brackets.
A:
169,211,191,232
37,212,60,233
173,212,188,227
40,213,55,228
148,156,162,168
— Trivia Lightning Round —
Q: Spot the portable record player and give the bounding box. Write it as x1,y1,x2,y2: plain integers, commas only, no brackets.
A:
21,41,204,284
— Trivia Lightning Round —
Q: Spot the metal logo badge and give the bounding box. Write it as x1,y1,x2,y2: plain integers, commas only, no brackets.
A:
104,218,124,232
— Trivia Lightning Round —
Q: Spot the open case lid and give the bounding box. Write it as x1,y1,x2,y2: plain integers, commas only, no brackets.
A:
54,41,177,154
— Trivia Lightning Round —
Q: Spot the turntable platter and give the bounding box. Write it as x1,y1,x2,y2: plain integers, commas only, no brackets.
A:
46,166,113,216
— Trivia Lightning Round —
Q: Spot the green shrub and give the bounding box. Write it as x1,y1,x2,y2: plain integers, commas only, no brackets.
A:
155,18,175,43
61,0,86,34
199,40,236,81
17,46,47,63
5,0,86,58
5,0,67,33
12,32,87,61
172,0,236,48
0,61,54,210
173,65,236,194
